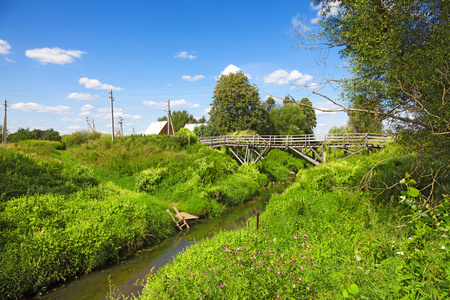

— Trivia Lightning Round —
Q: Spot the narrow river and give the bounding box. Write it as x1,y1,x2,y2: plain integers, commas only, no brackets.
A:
39,182,288,300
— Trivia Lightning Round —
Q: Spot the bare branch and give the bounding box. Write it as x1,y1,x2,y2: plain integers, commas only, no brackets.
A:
263,91,429,129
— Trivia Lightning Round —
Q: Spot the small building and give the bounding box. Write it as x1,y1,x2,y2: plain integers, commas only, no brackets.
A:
184,123,208,132
144,121,174,135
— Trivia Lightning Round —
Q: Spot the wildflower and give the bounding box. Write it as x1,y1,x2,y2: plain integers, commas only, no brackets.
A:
264,227,267,232
396,251,404,255
219,284,224,289
442,246,446,250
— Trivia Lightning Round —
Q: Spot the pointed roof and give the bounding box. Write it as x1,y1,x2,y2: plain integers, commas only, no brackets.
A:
144,121,173,135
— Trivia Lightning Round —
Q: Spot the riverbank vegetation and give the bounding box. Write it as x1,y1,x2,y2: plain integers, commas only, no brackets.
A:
0,132,287,299
141,145,449,299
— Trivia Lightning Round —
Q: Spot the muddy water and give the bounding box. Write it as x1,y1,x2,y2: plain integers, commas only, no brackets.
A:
40,183,288,300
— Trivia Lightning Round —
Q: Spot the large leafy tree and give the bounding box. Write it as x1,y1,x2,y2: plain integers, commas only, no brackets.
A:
296,0,449,145
209,72,267,134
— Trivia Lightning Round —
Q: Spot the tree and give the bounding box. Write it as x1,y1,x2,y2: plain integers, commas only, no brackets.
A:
209,72,267,134
328,125,352,134
296,0,449,145
7,127,62,142
158,110,197,133
269,103,311,135
193,124,219,138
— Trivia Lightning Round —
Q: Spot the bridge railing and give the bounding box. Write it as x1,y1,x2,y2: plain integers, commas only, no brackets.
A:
199,133,391,148
326,133,391,147
199,134,326,148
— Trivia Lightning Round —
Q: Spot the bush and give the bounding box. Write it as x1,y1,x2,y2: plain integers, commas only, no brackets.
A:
62,131,102,147
135,167,168,193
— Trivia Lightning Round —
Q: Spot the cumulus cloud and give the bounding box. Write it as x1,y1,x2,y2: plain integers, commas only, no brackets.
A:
264,69,313,86
310,0,341,23
91,112,141,120
66,92,100,100
0,39,13,62
81,104,95,112
10,102,74,115
174,51,196,59
25,47,85,65
0,39,11,55
97,107,123,113
62,117,83,123
69,126,84,130
143,99,200,109
308,82,320,89
79,77,122,90
182,75,205,82
217,64,251,80
201,107,211,115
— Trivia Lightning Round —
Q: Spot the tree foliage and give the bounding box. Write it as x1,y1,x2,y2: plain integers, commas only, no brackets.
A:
268,97,317,135
209,72,267,135
193,124,219,138
8,127,61,143
297,0,449,147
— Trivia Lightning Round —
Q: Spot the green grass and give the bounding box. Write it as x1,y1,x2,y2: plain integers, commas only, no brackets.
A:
0,133,284,298
140,145,450,299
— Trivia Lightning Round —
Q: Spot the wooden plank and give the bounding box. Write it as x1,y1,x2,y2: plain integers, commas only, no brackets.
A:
179,212,199,220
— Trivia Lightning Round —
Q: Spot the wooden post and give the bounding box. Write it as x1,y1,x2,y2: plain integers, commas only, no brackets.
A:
256,211,260,230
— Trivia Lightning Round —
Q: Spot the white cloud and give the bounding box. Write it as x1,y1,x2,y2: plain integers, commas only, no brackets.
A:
0,39,11,55
66,92,100,100
308,82,320,89
10,102,74,114
25,47,85,65
171,99,201,108
81,104,95,111
79,111,92,116
264,69,313,86
79,77,122,90
182,75,205,82
91,112,142,120
98,107,123,113
310,1,341,21
68,126,84,130
201,107,211,115
0,39,13,62
174,51,196,59
62,117,83,123
217,64,251,80
143,99,200,109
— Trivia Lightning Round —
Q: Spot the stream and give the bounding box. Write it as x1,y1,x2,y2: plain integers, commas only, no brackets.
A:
39,182,289,299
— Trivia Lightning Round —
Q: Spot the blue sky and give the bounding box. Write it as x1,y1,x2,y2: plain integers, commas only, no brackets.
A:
0,0,347,136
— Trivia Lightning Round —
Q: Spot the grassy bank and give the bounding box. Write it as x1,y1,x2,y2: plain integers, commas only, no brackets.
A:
141,145,450,299
0,133,283,299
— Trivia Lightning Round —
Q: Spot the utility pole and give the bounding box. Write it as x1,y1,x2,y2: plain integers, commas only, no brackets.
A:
86,116,93,132
92,119,96,132
118,117,123,137
110,90,115,143
166,100,174,135
2,100,7,147
132,127,135,135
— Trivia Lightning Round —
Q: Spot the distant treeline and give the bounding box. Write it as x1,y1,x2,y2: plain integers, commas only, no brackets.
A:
6,127,62,143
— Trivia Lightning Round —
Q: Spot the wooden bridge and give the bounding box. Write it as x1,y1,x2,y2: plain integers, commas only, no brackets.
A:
199,133,391,166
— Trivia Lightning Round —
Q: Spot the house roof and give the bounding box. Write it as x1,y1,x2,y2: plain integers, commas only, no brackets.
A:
144,121,171,135
184,123,208,132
